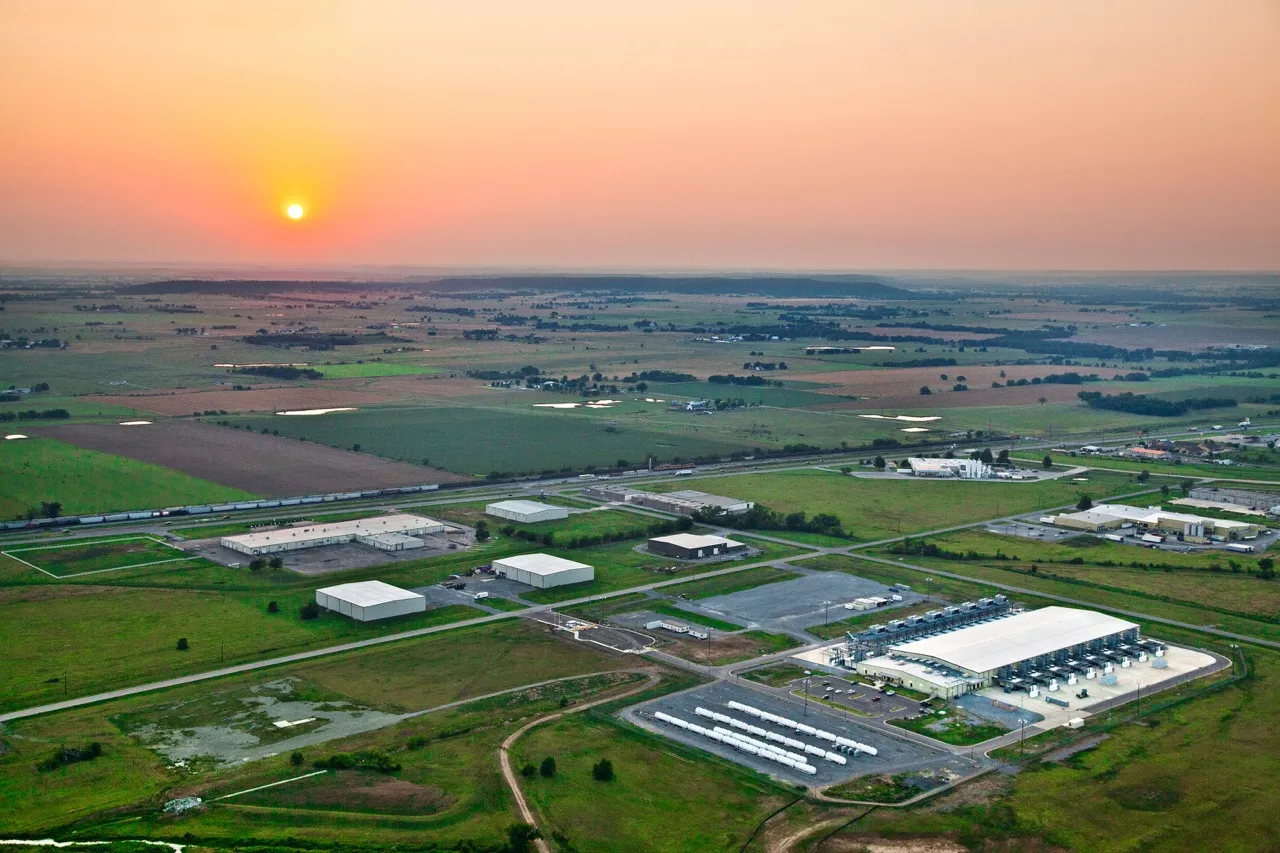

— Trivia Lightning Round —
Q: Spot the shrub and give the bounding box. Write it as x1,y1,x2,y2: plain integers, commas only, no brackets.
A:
290,751,304,766
520,763,537,778
300,601,321,620
176,637,189,651
540,756,557,777
591,758,615,781
37,742,103,772
267,600,279,613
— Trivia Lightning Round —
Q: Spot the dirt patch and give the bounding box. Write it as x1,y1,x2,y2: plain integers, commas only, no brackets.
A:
87,386,393,416
33,421,467,497
825,839,969,853
241,770,455,815
661,633,765,664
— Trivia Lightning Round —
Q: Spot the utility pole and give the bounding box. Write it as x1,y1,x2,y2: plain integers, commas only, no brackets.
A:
803,678,810,716
822,600,832,625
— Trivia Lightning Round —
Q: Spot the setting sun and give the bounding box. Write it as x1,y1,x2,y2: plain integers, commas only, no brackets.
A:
286,203,305,221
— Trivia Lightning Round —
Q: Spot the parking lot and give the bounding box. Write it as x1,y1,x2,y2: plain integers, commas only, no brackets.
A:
983,520,1078,542
624,682,961,787
692,571,924,634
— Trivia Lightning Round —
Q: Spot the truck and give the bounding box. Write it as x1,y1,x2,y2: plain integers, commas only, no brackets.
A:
1225,543,1255,553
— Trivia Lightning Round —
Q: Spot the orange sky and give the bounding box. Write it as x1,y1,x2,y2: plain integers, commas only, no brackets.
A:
1,0,1277,270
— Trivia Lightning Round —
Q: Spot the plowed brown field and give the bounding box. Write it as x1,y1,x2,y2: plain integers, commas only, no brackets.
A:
33,422,467,496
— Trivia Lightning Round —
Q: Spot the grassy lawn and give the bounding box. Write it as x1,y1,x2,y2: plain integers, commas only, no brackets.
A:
662,565,801,600
0,437,256,519
480,595,528,612
0,580,485,711
1,535,193,577
516,713,792,852
656,468,1143,542
740,662,809,686
1020,454,1280,482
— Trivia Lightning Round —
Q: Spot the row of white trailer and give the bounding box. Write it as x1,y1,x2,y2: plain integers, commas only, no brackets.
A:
652,711,818,775
726,701,879,756
0,484,443,531
695,708,847,764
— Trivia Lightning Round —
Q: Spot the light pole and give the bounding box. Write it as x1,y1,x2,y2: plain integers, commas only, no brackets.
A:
803,678,811,716
822,600,832,625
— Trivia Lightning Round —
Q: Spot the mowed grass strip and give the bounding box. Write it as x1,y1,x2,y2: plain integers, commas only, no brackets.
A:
315,362,440,378
0,436,256,519
2,535,192,577
663,565,801,599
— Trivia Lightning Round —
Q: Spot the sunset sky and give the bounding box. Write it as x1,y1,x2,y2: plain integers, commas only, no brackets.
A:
1,0,1277,270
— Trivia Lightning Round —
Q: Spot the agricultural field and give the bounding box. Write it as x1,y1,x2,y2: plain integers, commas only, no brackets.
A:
314,361,441,378
34,420,462,495
233,405,754,477
656,467,1144,542
0,436,255,519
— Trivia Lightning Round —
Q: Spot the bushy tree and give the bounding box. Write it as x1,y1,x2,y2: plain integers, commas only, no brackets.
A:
1076,495,1093,511
474,520,491,541
505,823,543,853
591,758,615,781
540,756,556,777
267,600,279,613
1042,455,1053,470
176,637,189,651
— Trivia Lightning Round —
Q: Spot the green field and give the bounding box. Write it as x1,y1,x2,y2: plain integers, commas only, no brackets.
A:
662,564,801,599
648,379,844,408
315,362,440,378
235,406,752,476
888,705,1009,746
1,535,193,577
0,581,486,711
658,468,1144,542
0,437,256,519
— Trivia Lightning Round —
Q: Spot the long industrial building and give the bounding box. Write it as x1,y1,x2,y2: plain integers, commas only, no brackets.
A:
855,606,1143,699
315,580,426,622
492,553,594,588
485,500,569,523
582,485,753,516
1046,503,1261,542
648,533,747,559
221,513,446,555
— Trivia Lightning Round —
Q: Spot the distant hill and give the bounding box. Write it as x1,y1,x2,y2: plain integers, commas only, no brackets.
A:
420,275,917,299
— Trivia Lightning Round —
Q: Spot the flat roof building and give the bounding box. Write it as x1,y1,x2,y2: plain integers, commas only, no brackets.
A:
647,533,747,560
581,485,753,516
1047,503,1260,542
906,458,993,479
485,500,569,524
315,580,426,622
493,553,594,588
221,513,446,555
854,606,1142,697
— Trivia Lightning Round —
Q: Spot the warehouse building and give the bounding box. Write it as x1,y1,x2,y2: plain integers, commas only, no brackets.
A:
220,513,445,555
1187,487,1280,516
493,553,594,588
855,606,1142,698
906,458,993,479
581,485,753,516
1047,503,1261,542
648,533,747,559
315,580,426,622
485,500,569,524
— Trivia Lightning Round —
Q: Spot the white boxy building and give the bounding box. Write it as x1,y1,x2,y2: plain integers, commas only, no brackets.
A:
485,500,569,524
315,580,426,622
492,553,594,588
220,513,445,556
906,458,993,479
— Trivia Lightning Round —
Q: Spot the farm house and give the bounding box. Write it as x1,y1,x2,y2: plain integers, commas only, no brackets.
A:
220,513,446,555
315,580,426,622
492,553,594,588
485,500,569,524
647,533,747,559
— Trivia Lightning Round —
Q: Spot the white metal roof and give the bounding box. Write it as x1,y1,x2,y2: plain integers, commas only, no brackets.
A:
1058,503,1254,530
316,580,423,607
859,655,972,689
888,607,1138,675
221,513,442,548
486,500,565,515
359,532,423,546
493,553,593,576
649,533,744,549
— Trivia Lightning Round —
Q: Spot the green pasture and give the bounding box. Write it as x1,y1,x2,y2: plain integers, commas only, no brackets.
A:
646,379,844,408
0,437,256,519
233,406,751,476
656,467,1143,542
662,564,801,600
315,362,440,378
